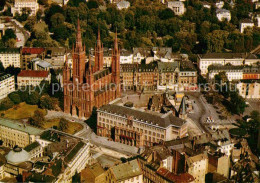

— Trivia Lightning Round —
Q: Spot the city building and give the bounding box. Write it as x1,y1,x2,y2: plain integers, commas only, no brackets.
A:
242,65,260,80
97,104,188,147
187,153,208,183
0,73,15,100
21,47,45,70
240,19,254,33
17,70,50,88
216,9,231,22
198,53,260,76
178,61,197,90
215,1,224,8
138,145,195,183
208,65,244,81
117,0,130,10
120,49,133,64
0,118,43,148
237,81,260,98
0,48,21,68
63,19,121,119
201,1,211,8
32,58,52,71
24,141,43,160
96,159,143,183
11,0,39,15
168,1,186,16
44,47,67,69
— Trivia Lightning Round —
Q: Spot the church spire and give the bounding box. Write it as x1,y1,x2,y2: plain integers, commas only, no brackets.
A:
76,17,83,52
114,30,118,54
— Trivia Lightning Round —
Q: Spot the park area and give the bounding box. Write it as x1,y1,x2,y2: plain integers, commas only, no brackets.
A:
0,102,83,135
0,102,46,119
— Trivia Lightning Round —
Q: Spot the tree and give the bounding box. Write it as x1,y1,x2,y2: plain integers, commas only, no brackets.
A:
36,9,43,22
26,91,40,105
159,8,175,20
72,171,81,183
58,118,69,131
28,110,45,127
0,62,4,72
0,0,5,11
8,92,21,104
24,16,36,32
2,29,16,43
50,13,65,29
40,95,58,110
206,30,229,52
0,97,14,111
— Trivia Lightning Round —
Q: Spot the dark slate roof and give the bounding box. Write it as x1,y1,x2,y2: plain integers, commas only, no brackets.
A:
24,141,40,152
240,19,254,23
0,73,13,81
158,62,178,72
208,65,244,71
137,62,158,72
120,64,137,72
99,104,186,128
180,61,196,71
0,48,20,54
200,53,246,59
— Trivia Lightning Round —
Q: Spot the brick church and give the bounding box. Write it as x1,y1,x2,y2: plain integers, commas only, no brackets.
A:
63,19,121,119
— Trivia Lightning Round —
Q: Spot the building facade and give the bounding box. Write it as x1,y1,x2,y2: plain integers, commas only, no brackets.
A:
0,74,15,100
21,47,45,70
198,53,260,76
0,48,21,68
0,118,43,148
97,104,188,147
216,9,231,21
240,19,254,33
17,70,50,88
11,0,39,15
63,19,121,119
237,81,260,98
168,1,186,15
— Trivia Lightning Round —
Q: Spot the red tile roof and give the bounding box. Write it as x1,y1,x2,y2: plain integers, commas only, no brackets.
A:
18,70,49,78
157,168,195,183
22,47,45,55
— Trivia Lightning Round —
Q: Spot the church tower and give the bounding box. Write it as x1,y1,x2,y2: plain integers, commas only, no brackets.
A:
112,31,121,98
94,29,104,72
73,18,86,84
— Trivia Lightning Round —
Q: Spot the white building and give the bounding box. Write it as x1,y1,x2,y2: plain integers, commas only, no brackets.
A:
201,1,211,9
237,82,260,98
168,1,186,16
120,49,133,64
240,19,254,33
11,0,39,15
256,15,260,27
208,65,244,81
198,53,260,76
117,0,130,10
0,48,21,68
216,9,231,22
256,2,260,9
215,1,224,8
0,74,15,100
187,153,208,183
17,70,51,88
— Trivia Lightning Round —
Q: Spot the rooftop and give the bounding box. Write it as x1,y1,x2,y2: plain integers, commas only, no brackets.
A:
110,159,142,181
157,168,194,182
18,70,49,78
99,104,186,128
0,73,13,82
22,47,45,55
0,48,20,54
24,141,40,152
0,118,43,135
200,52,246,59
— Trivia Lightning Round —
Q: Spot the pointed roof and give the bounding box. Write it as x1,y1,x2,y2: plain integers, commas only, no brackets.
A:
114,30,119,53
76,18,83,52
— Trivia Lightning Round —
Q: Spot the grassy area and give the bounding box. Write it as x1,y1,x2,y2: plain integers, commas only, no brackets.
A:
34,22,48,32
43,118,83,135
0,102,46,120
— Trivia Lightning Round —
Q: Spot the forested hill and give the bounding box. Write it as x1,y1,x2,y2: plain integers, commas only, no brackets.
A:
28,0,260,53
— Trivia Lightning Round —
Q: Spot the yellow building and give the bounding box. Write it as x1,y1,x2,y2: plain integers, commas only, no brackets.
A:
0,119,43,148
97,104,188,147
0,48,21,68
0,74,15,100
17,70,51,88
